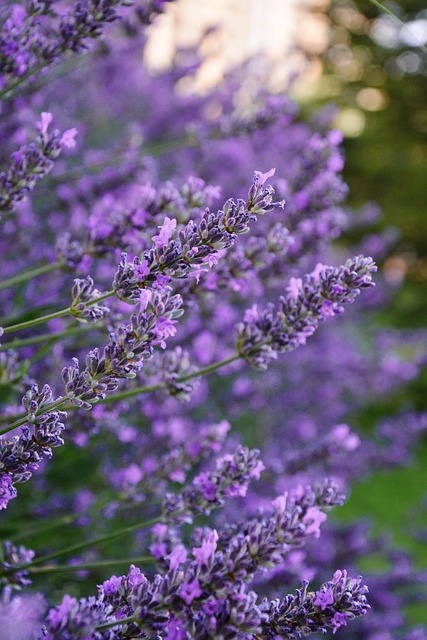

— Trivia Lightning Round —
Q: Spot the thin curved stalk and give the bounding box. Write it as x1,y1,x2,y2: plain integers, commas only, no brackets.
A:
0,262,59,292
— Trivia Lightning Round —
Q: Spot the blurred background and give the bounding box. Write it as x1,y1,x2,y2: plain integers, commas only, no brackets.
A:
145,0,427,618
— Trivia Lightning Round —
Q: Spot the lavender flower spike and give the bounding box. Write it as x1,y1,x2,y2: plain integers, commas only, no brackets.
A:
0,384,66,508
259,570,370,638
62,286,183,409
0,113,77,212
162,445,265,524
42,547,368,639
112,170,284,303
70,276,110,323
0,541,35,591
237,255,377,369
0,0,173,98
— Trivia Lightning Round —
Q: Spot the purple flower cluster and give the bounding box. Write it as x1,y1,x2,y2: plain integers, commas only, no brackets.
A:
63,285,184,406
162,446,265,524
237,256,376,369
0,384,66,509
55,176,222,268
0,112,76,211
0,541,35,590
0,590,45,640
0,0,171,96
260,570,369,638
42,483,366,639
111,172,283,303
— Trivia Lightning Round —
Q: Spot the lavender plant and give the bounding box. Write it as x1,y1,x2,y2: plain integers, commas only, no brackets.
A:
0,1,426,638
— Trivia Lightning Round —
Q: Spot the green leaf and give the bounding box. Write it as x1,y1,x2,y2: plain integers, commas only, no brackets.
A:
366,0,427,54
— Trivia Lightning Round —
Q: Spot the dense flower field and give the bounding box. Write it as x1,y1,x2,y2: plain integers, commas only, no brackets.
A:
0,1,426,638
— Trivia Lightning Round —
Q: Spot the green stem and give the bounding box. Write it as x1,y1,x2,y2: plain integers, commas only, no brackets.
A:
366,0,427,54
99,353,241,404
29,556,152,574
44,137,189,188
3,514,78,543
0,63,45,100
11,516,160,572
96,616,137,632
180,354,241,379
0,354,242,430
0,304,54,329
2,308,70,334
0,397,68,436
0,324,99,352
0,41,104,103
1,289,114,335
0,262,59,292
0,38,97,102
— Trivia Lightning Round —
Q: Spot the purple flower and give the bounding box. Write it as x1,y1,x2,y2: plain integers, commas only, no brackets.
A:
139,288,152,311
192,530,218,567
250,459,265,480
202,598,222,616
0,541,35,590
60,128,78,149
128,564,145,588
36,112,53,136
331,611,350,633
0,592,46,640
0,116,78,211
254,167,276,187
100,575,123,595
116,463,143,488
178,578,202,605
237,255,377,369
0,384,66,507
194,472,217,501
169,546,188,571
320,299,336,317
135,260,150,279
286,277,303,300
0,474,16,510
302,505,327,538
314,587,335,610
150,542,168,559
152,216,177,248
259,572,369,637
70,276,110,323
153,316,178,348
47,594,77,627
244,304,260,323
9,5,26,26
165,617,188,640
163,447,264,523
330,423,360,452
